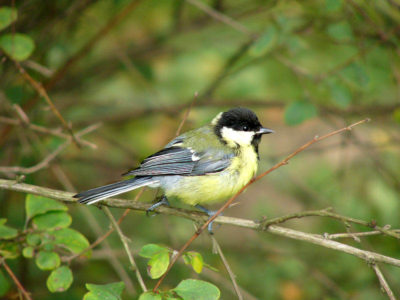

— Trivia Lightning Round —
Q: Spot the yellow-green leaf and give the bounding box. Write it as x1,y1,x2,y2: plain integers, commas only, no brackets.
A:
0,33,35,61
0,219,18,239
0,7,17,31
47,266,73,293
173,279,220,300
139,244,169,258
83,282,125,300
33,211,72,230
35,251,60,270
148,251,170,279
22,247,34,258
52,228,90,256
25,194,67,220
138,292,162,300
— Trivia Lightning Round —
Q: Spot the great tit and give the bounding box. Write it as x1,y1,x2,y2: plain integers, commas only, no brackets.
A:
74,107,274,223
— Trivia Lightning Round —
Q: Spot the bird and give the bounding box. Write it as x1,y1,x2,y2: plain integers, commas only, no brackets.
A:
74,107,274,230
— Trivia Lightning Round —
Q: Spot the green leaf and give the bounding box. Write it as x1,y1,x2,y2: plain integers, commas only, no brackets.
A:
22,246,34,258
139,244,170,258
174,279,220,300
284,101,318,126
184,252,203,274
324,0,343,13
52,228,90,256
0,270,10,297
0,33,35,61
35,251,60,270
329,81,352,108
47,266,73,293
0,242,19,259
33,211,72,230
0,219,18,239
148,251,170,279
83,282,125,300
326,21,353,42
25,194,67,220
26,233,41,246
0,7,17,31
249,26,278,57
138,292,162,300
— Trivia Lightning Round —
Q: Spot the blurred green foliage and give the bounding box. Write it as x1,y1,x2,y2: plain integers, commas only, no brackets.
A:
1,0,400,299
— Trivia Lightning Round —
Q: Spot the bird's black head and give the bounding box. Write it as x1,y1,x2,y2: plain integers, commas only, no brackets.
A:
212,107,273,153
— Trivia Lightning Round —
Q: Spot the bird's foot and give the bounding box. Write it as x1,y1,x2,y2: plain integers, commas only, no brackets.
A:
195,205,222,234
146,196,170,216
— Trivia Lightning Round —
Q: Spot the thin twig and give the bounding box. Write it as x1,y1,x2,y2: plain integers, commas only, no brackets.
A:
0,116,96,148
13,61,81,148
0,123,101,174
1,258,33,300
175,92,198,137
103,207,148,292
152,118,370,291
185,0,254,37
210,236,243,300
325,230,400,240
371,263,397,300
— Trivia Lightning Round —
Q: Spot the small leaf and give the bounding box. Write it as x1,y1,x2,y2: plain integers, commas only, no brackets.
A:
0,33,35,61
326,21,353,42
35,251,60,270
52,228,90,256
184,252,203,274
139,244,170,258
22,247,34,258
84,282,125,300
0,242,19,259
47,266,73,293
174,279,220,300
284,101,318,126
0,219,18,239
26,233,41,246
0,269,10,297
148,251,170,279
138,292,162,300
330,82,351,108
33,211,72,230
0,7,17,31
25,194,67,220
249,26,278,57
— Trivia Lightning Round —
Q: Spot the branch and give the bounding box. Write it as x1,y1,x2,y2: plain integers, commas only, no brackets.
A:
1,258,32,300
371,263,397,300
1,179,400,269
0,123,101,175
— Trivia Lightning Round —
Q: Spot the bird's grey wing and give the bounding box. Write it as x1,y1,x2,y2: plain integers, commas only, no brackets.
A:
124,146,233,176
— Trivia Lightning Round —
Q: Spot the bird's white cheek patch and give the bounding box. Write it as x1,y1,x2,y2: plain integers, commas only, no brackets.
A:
221,127,254,146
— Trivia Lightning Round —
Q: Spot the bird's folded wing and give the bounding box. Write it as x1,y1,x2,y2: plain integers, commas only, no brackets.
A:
123,147,233,176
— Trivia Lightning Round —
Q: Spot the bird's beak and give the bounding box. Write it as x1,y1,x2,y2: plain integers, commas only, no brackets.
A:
256,127,274,135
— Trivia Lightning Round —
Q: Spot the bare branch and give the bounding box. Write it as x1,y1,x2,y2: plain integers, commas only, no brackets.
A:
371,263,397,300
0,123,101,175
1,258,32,300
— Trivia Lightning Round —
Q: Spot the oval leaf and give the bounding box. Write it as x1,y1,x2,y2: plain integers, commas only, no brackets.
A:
0,219,18,239
52,228,90,256
26,233,41,246
139,244,169,258
174,279,220,300
22,247,34,258
26,194,67,220
284,101,317,126
0,33,35,61
0,7,17,31
35,251,60,270
84,282,125,300
249,26,278,57
47,266,73,293
33,211,72,230
148,251,170,279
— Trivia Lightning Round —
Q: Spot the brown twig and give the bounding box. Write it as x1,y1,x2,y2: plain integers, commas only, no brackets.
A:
210,236,243,300
371,263,397,300
1,258,33,300
152,118,370,291
0,123,101,175
13,61,81,148
0,116,96,149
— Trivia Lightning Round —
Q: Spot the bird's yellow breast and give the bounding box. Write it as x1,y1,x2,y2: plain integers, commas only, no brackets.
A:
165,145,258,206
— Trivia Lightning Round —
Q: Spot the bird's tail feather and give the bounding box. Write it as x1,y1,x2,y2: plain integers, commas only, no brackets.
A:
74,177,156,205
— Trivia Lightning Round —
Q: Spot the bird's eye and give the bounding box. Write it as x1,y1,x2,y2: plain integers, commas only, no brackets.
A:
242,126,249,131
